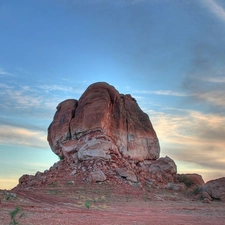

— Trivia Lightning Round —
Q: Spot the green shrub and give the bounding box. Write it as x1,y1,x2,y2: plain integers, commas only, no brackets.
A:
177,175,193,187
49,181,57,187
9,207,24,225
58,155,65,161
192,186,202,195
85,200,92,209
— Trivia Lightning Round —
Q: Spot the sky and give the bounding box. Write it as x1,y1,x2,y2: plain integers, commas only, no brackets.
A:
0,0,225,189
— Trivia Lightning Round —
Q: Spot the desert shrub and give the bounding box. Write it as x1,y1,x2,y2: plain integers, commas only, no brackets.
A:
58,155,65,161
5,191,17,201
85,200,92,209
49,181,57,187
9,207,24,225
177,175,193,187
192,186,202,195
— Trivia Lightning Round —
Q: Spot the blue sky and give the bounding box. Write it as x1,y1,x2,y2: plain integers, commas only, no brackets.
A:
0,0,225,189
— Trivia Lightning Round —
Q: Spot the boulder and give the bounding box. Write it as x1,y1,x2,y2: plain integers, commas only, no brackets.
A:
116,168,137,182
202,177,225,201
183,174,204,187
89,170,106,183
148,156,177,183
48,82,160,161
47,99,78,156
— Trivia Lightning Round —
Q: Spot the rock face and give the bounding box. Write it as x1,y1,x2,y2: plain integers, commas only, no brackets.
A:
15,82,179,190
48,82,160,161
202,177,225,201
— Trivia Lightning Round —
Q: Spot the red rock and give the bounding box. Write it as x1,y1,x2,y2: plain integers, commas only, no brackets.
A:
203,177,225,201
89,170,106,183
15,83,181,190
148,156,177,183
116,168,137,182
48,99,78,157
48,82,160,161
183,174,204,187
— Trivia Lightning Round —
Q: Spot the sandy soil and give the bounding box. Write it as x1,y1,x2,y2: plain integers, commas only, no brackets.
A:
1,181,225,225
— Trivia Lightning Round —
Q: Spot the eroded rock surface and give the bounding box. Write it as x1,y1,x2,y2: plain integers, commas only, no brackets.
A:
48,82,160,161
15,82,179,190
203,177,225,201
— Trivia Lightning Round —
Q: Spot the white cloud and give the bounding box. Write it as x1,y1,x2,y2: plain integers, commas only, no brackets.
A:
39,84,84,94
135,90,189,97
201,76,225,83
195,90,225,107
0,68,15,77
0,125,49,148
148,109,225,181
0,84,66,113
203,0,225,23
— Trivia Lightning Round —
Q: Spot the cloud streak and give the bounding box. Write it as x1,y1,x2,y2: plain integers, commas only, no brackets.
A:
203,0,225,23
0,68,15,77
135,90,189,97
148,109,225,181
0,124,49,148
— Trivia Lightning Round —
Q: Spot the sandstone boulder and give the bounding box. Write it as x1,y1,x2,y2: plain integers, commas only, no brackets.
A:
48,82,160,161
184,174,204,187
47,99,78,156
89,170,106,183
116,168,138,182
202,177,225,201
148,156,177,183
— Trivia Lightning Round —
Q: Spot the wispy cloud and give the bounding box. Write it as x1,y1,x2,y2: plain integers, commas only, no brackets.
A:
0,68,15,77
39,84,84,94
0,125,49,148
182,74,225,109
200,76,225,83
135,90,189,97
196,90,225,107
0,83,74,113
148,109,225,181
65,0,146,6
203,0,225,23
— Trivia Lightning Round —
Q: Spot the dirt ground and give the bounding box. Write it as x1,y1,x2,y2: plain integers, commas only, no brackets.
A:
1,181,225,225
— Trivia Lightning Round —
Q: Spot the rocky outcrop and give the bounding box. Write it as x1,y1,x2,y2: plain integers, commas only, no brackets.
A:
48,82,160,162
184,174,205,187
177,173,204,188
14,82,179,190
202,177,225,201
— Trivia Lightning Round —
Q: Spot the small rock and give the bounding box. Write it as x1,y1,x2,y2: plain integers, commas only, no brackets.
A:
70,169,77,175
202,198,211,203
89,170,106,183
116,168,137,182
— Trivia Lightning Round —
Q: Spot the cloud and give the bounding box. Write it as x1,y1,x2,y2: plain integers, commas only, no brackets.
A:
63,0,147,7
0,124,49,148
0,83,71,114
182,74,225,110
39,84,84,94
195,90,225,107
148,109,225,181
200,75,225,83
135,90,189,97
0,68,15,77
203,0,225,23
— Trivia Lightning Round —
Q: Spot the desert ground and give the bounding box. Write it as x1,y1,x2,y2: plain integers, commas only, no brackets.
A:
1,180,225,225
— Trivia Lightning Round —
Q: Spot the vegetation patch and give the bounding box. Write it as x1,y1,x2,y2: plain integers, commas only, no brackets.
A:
9,207,24,225
177,175,193,187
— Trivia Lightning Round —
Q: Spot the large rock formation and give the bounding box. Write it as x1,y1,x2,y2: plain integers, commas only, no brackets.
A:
48,82,160,162
15,82,178,190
